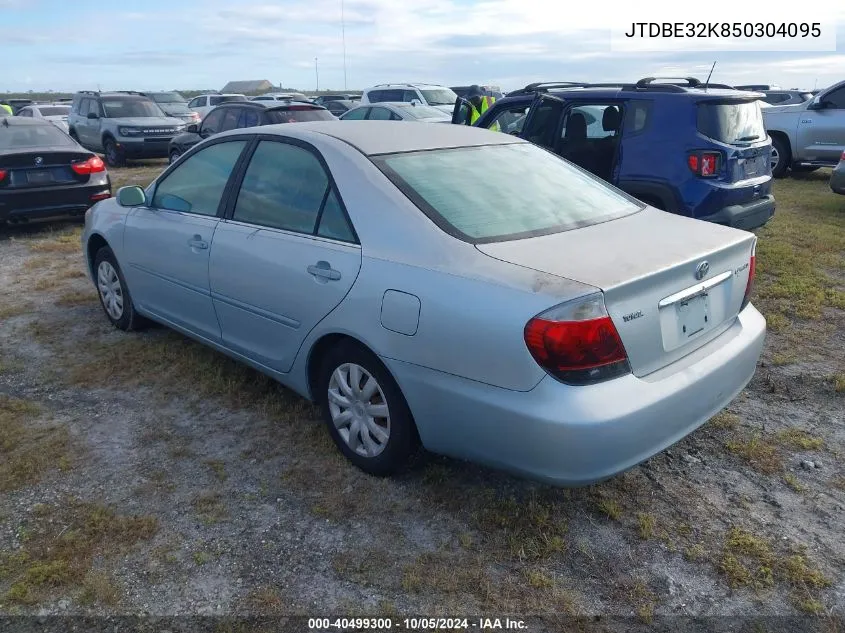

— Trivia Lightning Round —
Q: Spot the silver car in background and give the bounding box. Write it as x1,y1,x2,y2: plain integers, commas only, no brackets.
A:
81,121,765,486
15,103,71,133
340,102,452,123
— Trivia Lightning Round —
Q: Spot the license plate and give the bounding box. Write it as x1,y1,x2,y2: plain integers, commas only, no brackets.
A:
676,293,710,339
26,170,52,184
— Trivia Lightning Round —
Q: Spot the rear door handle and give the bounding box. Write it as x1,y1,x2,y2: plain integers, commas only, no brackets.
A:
188,235,208,250
307,261,341,281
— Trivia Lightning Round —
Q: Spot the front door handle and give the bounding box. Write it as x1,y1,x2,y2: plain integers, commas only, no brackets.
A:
307,261,341,281
188,234,208,250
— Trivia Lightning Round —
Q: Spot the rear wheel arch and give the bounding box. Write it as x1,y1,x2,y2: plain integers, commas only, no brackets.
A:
620,182,677,212
307,333,373,401
768,132,791,177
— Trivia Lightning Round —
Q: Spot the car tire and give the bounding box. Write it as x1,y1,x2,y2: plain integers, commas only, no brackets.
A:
103,138,126,168
318,341,422,476
93,246,145,331
770,136,789,178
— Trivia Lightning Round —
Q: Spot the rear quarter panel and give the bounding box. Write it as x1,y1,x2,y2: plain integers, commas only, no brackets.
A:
83,200,130,277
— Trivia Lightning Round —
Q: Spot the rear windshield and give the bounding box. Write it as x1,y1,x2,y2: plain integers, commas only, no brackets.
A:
210,95,247,105
419,88,458,106
375,143,642,243
697,101,766,144
152,92,186,103
38,106,70,116
266,108,335,123
397,105,449,120
0,124,74,149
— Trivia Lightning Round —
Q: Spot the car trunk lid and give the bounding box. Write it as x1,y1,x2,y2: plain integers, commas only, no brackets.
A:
476,207,756,377
0,149,96,188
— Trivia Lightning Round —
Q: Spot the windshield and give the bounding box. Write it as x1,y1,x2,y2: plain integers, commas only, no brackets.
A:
397,104,449,120
102,98,165,118
265,108,335,123
419,88,458,106
375,143,642,243
697,101,766,144
0,124,74,149
38,106,71,116
152,92,186,103
210,95,248,105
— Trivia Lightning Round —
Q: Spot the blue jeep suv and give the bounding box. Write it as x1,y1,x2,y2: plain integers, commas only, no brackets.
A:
461,77,775,230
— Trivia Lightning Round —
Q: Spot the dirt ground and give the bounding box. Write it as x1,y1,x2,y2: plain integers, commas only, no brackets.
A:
0,161,843,630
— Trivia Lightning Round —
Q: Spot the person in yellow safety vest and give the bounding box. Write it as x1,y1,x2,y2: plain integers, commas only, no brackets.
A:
0,103,13,116
464,85,499,130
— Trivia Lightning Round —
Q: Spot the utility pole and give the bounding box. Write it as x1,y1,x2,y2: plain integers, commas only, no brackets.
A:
315,58,319,92
341,0,348,90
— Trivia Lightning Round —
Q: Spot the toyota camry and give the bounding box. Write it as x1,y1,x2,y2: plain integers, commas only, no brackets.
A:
81,121,766,486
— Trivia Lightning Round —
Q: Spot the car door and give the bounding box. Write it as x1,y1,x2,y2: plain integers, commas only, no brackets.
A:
797,86,845,163
520,93,566,150
122,139,249,342
340,107,369,120
208,137,361,373
76,99,96,146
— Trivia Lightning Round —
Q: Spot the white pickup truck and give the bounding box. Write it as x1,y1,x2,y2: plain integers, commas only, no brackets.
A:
763,79,845,177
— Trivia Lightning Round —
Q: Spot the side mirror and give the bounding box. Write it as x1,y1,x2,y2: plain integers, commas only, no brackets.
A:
87,112,99,120
186,123,199,133
806,96,826,110
116,185,146,207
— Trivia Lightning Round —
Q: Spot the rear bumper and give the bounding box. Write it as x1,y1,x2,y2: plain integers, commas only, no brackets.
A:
384,304,766,487
0,179,111,222
116,139,173,159
699,195,775,230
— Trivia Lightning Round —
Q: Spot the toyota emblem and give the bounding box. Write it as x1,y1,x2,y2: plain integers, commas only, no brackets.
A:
695,261,710,280
34,156,43,166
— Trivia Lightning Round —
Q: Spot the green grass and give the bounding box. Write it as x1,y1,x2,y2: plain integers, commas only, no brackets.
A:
754,175,845,323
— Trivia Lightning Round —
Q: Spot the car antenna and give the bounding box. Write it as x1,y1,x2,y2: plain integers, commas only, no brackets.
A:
704,61,717,91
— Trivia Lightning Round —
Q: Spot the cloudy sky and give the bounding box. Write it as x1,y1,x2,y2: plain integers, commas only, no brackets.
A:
1,0,843,93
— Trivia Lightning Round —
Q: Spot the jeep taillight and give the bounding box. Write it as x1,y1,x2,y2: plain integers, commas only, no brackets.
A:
688,151,721,177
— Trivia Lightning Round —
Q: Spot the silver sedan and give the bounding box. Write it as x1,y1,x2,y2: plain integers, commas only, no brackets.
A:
339,102,451,123
81,121,766,486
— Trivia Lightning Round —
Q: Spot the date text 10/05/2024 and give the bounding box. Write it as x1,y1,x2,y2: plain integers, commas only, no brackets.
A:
307,618,528,630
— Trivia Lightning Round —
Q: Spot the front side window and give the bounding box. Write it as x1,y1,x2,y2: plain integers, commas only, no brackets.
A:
152,141,246,216
232,141,355,242
486,105,530,134
341,107,369,120
367,107,393,121
375,142,642,243
822,87,845,109
240,108,261,128
201,109,226,136
219,108,242,132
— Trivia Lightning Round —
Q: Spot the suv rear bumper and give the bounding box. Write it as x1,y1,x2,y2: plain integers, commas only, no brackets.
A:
698,195,775,231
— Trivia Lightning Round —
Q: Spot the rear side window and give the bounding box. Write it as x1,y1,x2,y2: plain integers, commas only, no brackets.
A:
375,142,642,243
697,101,766,144
624,101,652,134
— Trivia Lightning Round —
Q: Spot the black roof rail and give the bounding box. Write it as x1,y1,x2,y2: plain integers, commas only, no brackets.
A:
76,90,99,96
112,90,145,96
524,81,589,91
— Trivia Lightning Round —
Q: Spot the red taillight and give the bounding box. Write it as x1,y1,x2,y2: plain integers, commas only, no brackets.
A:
524,294,631,385
71,155,106,175
740,241,757,311
0,169,6,182
841,151,845,161
688,151,720,177
90,191,111,201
